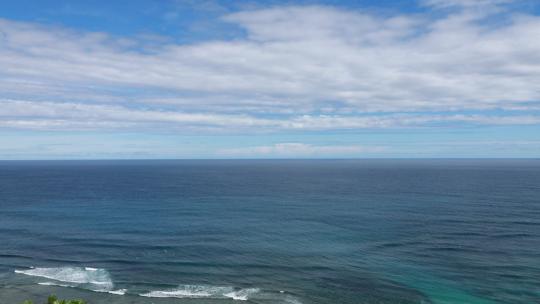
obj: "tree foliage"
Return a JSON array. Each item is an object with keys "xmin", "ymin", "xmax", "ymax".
[{"xmin": 22, "ymin": 295, "xmax": 86, "ymax": 304}]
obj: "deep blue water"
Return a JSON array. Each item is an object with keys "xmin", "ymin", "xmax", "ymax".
[{"xmin": 0, "ymin": 160, "xmax": 539, "ymax": 304}]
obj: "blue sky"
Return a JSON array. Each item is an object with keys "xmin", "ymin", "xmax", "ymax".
[{"xmin": 1, "ymin": 0, "xmax": 539, "ymax": 159}]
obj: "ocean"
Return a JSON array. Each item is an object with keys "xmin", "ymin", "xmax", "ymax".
[{"xmin": 0, "ymin": 159, "xmax": 539, "ymax": 304}]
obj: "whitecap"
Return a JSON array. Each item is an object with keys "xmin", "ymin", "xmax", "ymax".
[
  {"xmin": 140, "ymin": 285, "xmax": 259, "ymax": 300},
  {"xmin": 99, "ymin": 289, "xmax": 127, "ymax": 295},
  {"xmin": 108, "ymin": 289, "xmax": 127, "ymax": 295},
  {"xmin": 38, "ymin": 281, "xmax": 127, "ymax": 296},
  {"xmin": 244, "ymin": 290, "xmax": 303, "ymax": 304},
  {"xmin": 38, "ymin": 282, "xmax": 73, "ymax": 288},
  {"xmin": 224, "ymin": 288, "xmax": 260, "ymax": 301},
  {"xmin": 141, "ymin": 285, "xmax": 233, "ymax": 298},
  {"xmin": 283, "ymin": 296, "xmax": 303, "ymax": 304},
  {"xmin": 15, "ymin": 267, "xmax": 114, "ymax": 292}
]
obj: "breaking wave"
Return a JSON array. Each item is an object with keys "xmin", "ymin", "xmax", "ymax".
[
  {"xmin": 38, "ymin": 281, "xmax": 73, "ymax": 288},
  {"xmin": 16, "ymin": 267, "xmax": 299, "ymax": 302},
  {"xmin": 140, "ymin": 285, "xmax": 260, "ymax": 300},
  {"xmin": 15, "ymin": 267, "xmax": 116, "ymax": 293},
  {"xmin": 224, "ymin": 288, "xmax": 261, "ymax": 300}
]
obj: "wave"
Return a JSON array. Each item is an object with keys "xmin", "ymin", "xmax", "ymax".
[
  {"xmin": 17, "ymin": 267, "xmax": 299, "ymax": 302},
  {"xmin": 225, "ymin": 288, "xmax": 260, "ymax": 300},
  {"xmin": 15, "ymin": 267, "xmax": 114, "ymax": 292},
  {"xmin": 140, "ymin": 285, "xmax": 302, "ymax": 303},
  {"xmin": 283, "ymin": 296, "xmax": 303, "ymax": 304},
  {"xmin": 109, "ymin": 289, "xmax": 127, "ymax": 295},
  {"xmin": 38, "ymin": 281, "xmax": 74, "ymax": 288},
  {"xmin": 140, "ymin": 285, "xmax": 260, "ymax": 301},
  {"xmin": 97, "ymin": 288, "xmax": 128, "ymax": 295},
  {"xmin": 37, "ymin": 281, "xmax": 127, "ymax": 295}
]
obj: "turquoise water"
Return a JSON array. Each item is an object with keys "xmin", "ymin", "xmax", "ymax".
[{"xmin": 0, "ymin": 160, "xmax": 539, "ymax": 303}]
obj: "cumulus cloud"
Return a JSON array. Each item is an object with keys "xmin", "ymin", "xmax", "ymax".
[{"xmin": 0, "ymin": 2, "xmax": 539, "ymax": 132}]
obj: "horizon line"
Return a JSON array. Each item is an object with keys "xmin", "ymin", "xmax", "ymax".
[{"xmin": 1, "ymin": 158, "xmax": 539, "ymax": 161}]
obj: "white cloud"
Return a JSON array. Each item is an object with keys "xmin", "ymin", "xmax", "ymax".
[
  {"xmin": 0, "ymin": 3, "xmax": 539, "ymax": 132},
  {"xmin": 1, "ymin": 99, "xmax": 538, "ymax": 132},
  {"xmin": 422, "ymin": 0, "xmax": 514, "ymax": 9},
  {"xmin": 219, "ymin": 143, "xmax": 385, "ymax": 158}
]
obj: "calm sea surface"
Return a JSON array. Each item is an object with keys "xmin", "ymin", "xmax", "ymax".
[{"xmin": 0, "ymin": 160, "xmax": 539, "ymax": 304}]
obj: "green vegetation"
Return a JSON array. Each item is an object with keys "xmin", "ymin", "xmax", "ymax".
[{"xmin": 22, "ymin": 295, "xmax": 86, "ymax": 304}]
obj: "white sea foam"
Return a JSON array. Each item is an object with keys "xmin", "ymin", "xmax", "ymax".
[
  {"xmin": 38, "ymin": 282, "xmax": 73, "ymax": 288},
  {"xmin": 141, "ymin": 285, "xmax": 233, "ymax": 298},
  {"xmin": 38, "ymin": 281, "xmax": 127, "ymax": 295},
  {"xmin": 99, "ymin": 288, "xmax": 127, "ymax": 295},
  {"xmin": 284, "ymin": 296, "xmax": 303, "ymax": 304},
  {"xmin": 15, "ymin": 267, "xmax": 114, "ymax": 292},
  {"xmin": 224, "ymin": 288, "xmax": 260, "ymax": 300},
  {"xmin": 20, "ymin": 268, "xmax": 294, "ymax": 302},
  {"xmin": 140, "ymin": 285, "xmax": 259, "ymax": 300},
  {"xmin": 107, "ymin": 289, "xmax": 127, "ymax": 295}
]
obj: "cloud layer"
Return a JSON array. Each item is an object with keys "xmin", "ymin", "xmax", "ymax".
[
  {"xmin": 0, "ymin": 1, "xmax": 539, "ymax": 132},
  {"xmin": 219, "ymin": 143, "xmax": 384, "ymax": 157}
]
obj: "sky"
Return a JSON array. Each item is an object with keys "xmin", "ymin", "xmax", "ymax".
[{"xmin": 0, "ymin": 0, "xmax": 539, "ymax": 159}]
